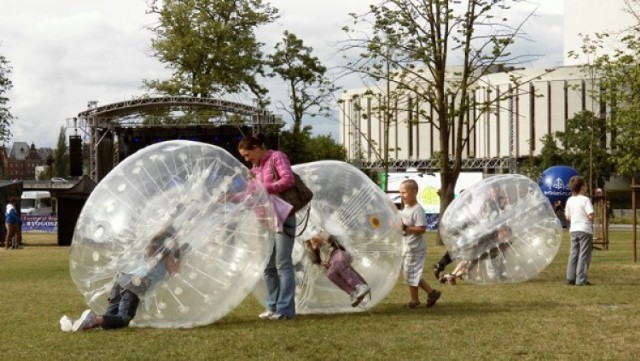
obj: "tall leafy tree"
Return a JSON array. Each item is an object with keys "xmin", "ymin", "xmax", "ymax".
[
  {"xmin": 307, "ymin": 134, "xmax": 348, "ymax": 162},
  {"xmin": 555, "ymin": 111, "xmax": 611, "ymax": 188},
  {"xmin": 52, "ymin": 127, "xmax": 69, "ymax": 178},
  {"xmin": 268, "ymin": 31, "xmax": 339, "ymax": 163},
  {"xmin": 570, "ymin": 0, "xmax": 640, "ymax": 180},
  {"xmin": 278, "ymin": 126, "xmax": 347, "ymax": 164},
  {"xmin": 518, "ymin": 134, "xmax": 567, "ymax": 181},
  {"xmin": 597, "ymin": 30, "xmax": 640, "ymax": 179},
  {"xmin": 567, "ymin": 33, "xmax": 612, "ymax": 191},
  {"xmin": 538, "ymin": 134, "xmax": 566, "ymax": 170},
  {"xmin": 0, "ymin": 52, "xmax": 14, "ymax": 143},
  {"xmin": 145, "ymin": 0, "xmax": 278, "ymax": 102},
  {"xmin": 343, "ymin": 0, "xmax": 539, "ymax": 223}
]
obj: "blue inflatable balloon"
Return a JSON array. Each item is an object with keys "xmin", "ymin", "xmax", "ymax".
[{"xmin": 539, "ymin": 166, "xmax": 580, "ymax": 207}]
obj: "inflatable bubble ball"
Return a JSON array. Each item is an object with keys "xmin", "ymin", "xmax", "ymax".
[
  {"xmin": 69, "ymin": 140, "xmax": 275, "ymax": 328},
  {"xmin": 253, "ymin": 160, "xmax": 403, "ymax": 314},
  {"xmin": 439, "ymin": 174, "xmax": 562, "ymax": 284}
]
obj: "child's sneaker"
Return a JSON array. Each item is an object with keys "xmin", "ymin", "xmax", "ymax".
[
  {"xmin": 59, "ymin": 315, "xmax": 73, "ymax": 332},
  {"xmin": 174, "ymin": 243, "xmax": 191, "ymax": 259},
  {"xmin": 433, "ymin": 264, "xmax": 442, "ymax": 279},
  {"xmin": 426, "ymin": 290, "xmax": 441, "ymax": 308},
  {"xmin": 403, "ymin": 300, "xmax": 421, "ymax": 309},
  {"xmin": 269, "ymin": 313, "xmax": 292, "ymax": 320},
  {"xmin": 445, "ymin": 274, "xmax": 457, "ymax": 285},
  {"xmin": 72, "ymin": 309, "xmax": 96, "ymax": 331},
  {"xmin": 351, "ymin": 284, "xmax": 371, "ymax": 307},
  {"xmin": 439, "ymin": 274, "xmax": 457, "ymax": 285},
  {"xmin": 258, "ymin": 310, "xmax": 274, "ymax": 319}
]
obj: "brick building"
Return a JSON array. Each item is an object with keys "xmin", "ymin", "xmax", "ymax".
[{"xmin": 1, "ymin": 142, "xmax": 53, "ymax": 180}]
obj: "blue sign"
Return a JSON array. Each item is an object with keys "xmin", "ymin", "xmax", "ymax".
[{"xmin": 22, "ymin": 215, "xmax": 58, "ymax": 232}]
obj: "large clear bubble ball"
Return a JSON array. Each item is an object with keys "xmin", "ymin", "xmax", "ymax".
[
  {"xmin": 440, "ymin": 174, "xmax": 562, "ymax": 284},
  {"xmin": 69, "ymin": 140, "xmax": 275, "ymax": 328},
  {"xmin": 253, "ymin": 161, "xmax": 403, "ymax": 313}
]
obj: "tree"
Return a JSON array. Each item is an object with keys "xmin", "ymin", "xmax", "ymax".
[
  {"xmin": 555, "ymin": 111, "xmax": 611, "ymax": 188},
  {"xmin": 145, "ymin": 0, "xmax": 278, "ymax": 102},
  {"xmin": 0, "ymin": 52, "xmax": 14, "ymax": 143},
  {"xmin": 278, "ymin": 127, "xmax": 347, "ymax": 164},
  {"xmin": 538, "ymin": 134, "xmax": 567, "ymax": 170},
  {"xmin": 342, "ymin": 0, "xmax": 538, "ymax": 225},
  {"xmin": 518, "ymin": 134, "xmax": 566, "ymax": 181},
  {"xmin": 268, "ymin": 31, "xmax": 339, "ymax": 164},
  {"xmin": 596, "ymin": 29, "xmax": 640, "ymax": 178},
  {"xmin": 306, "ymin": 134, "xmax": 347, "ymax": 162},
  {"xmin": 52, "ymin": 127, "xmax": 70, "ymax": 178},
  {"xmin": 567, "ymin": 33, "xmax": 612, "ymax": 191},
  {"xmin": 568, "ymin": 0, "xmax": 640, "ymax": 180}
]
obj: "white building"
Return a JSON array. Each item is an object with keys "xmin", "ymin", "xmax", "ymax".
[{"xmin": 338, "ymin": 0, "xmax": 636, "ymax": 173}]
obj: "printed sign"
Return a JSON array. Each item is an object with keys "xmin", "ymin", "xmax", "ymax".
[{"xmin": 21, "ymin": 215, "xmax": 58, "ymax": 232}]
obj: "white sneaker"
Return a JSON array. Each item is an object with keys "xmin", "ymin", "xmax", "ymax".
[
  {"xmin": 269, "ymin": 313, "xmax": 292, "ymax": 320},
  {"xmin": 351, "ymin": 284, "xmax": 371, "ymax": 307},
  {"xmin": 59, "ymin": 315, "xmax": 73, "ymax": 332},
  {"xmin": 72, "ymin": 309, "xmax": 96, "ymax": 331},
  {"xmin": 258, "ymin": 310, "xmax": 274, "ymax": 319}
]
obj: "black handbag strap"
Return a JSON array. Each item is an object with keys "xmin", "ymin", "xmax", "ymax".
[{"xmin": 284, "ymin": 206, "xmax": 311, "ymax": 238}]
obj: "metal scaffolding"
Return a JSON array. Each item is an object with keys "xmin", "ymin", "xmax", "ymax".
[
  {"xmin": 75, "ymin": 96, "xmax": 282, "ymax": 182},
  {"xmin": 359, "ymin": 157, "xmax": 512, "ymax": 172}
]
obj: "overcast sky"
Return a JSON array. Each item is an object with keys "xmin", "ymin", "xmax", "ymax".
[{"xmin": 0, "ymin": 0, "xmax": 563, "ymax": 149}]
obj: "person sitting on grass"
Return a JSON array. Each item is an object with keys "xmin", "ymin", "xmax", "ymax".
[
  {"xmin": 304, "ymin": 231, "xmax": 371, "ymax": 307},
  {"xmin": 65, "ymin": 226, "xmax": 188, "ymax": 331}
]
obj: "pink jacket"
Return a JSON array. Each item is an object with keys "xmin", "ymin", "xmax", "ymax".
[{"xmin": 250, "ymin": 149, "xmax": 295, "ymax": 195}]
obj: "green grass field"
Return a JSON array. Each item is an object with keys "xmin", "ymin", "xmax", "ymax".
[{"xmin": 1, "ymin": 230, "xmax": 640, "ymax": 360}]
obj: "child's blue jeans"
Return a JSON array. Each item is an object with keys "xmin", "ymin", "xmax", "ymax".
[{"xmin": 102, "ymin": 282, "xmax": 140, "ymax": 329}]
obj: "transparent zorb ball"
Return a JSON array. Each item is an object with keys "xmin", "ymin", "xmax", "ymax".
[
  {"xmin": 69, "ymin": 141, "xmax": 274, "ymax": 328},
  {"xmin": 253, "ymin": 161, "xmax": 403, "ymax": 313},
  {"xmin": 440, "ymin": 174, "xmax": 561, "ymax": 284}
]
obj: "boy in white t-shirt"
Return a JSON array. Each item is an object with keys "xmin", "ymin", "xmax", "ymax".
[
  {"xmin": 564, "ymin": 176, "xmax": 595, "ymax": 286},
  {"xmin": 399, "ymin": 179, "xmax": 441, "ymax": 308}
]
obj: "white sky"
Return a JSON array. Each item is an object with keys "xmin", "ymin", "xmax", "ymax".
[{"xmin": 0, "ymin": 0, "xmax": 563, "ymax": 148}]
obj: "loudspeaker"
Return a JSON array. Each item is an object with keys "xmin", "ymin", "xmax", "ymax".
[{"xmin": 69, "ymin": 135, "xmax": 83, "ymax": 176}]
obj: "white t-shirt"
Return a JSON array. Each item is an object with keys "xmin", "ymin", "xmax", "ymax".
[
  {"xmin": 400, "ymin": 203, "xmax": 427, "ymax": 253},
  {"xmin": 564, "ymin": 194, "xmax": 594, "ymax": 234}
]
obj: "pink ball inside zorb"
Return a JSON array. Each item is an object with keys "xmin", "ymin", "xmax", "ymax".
[
  {"xmin": 69, "ymin": 140, "xmax": 275, "ymax": 328},
  {"xmin": 439, "ymin": 174, "xmax": 562, "ymax": 284}
]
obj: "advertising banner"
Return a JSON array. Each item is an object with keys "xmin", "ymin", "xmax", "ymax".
[
  {"xmin": 386, "ymin": 172, "xmax": 484, "ymax": 230},
  {"xmin": 21, "ymin": 215, "xmax": 58, "ymax": 232}
]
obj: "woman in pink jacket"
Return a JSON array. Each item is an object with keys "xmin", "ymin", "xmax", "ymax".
[{"xmin": 238, "ymin": 134, "xmax": 297, "ymax": 320}]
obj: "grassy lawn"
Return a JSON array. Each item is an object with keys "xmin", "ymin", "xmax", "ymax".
[{"xmin": 1, "ymin": 230, "xmax": 640, "ymax": 360}]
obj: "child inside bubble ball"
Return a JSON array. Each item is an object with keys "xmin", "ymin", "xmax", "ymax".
[
  {"xmin": 304, "ymin": 231, "xmax": 371, "ymax": 307},
  {"xmin": 62, "ymin": 226, "xmax": 188, "ymax": 332},
  {"xmin": 440, "ymin": 225, "xmax": 513, "ymax": 285},
  {"xmin": 434, "ymin": 186, "xmax": 509, "ymax": 279}
]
